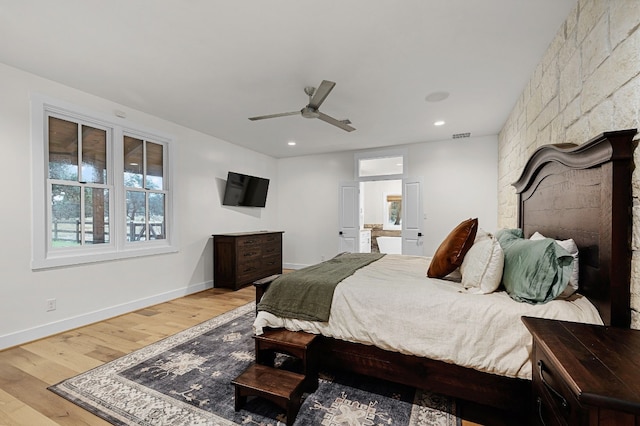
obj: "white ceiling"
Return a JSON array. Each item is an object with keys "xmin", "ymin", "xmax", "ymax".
[{"xmin": 0, "ymin": 1, "xmax": 576, "ymax": 158}]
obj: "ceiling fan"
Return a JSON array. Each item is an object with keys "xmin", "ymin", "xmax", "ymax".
[{"xmin": 248, "ymin": 80, "xmax": 355, "ymax": 132}]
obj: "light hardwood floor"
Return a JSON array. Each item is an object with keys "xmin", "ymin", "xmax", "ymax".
[{"xmin": 0, "ymin": 286, "xmax": 511, "ymax": 425}]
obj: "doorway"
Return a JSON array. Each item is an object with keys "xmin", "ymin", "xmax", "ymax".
[
  {"xmin": 361, "ymin": 180, "xmax": 403, "ymax": 253},
  {"xmin": 338, "ymin": 149, "xmax": 423, "ymax": 256}
]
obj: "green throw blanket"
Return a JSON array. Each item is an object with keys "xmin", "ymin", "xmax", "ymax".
[{"xmin": 257, "ymin": 252, "xmax": 385, "ymax": 322}]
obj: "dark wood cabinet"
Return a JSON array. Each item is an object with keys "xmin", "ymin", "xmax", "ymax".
[
  {"xmin": 213, "ymin": 231, "xmax": 283, "ymax": 290},
  {"xmin": 522, "ymin": 316, "xmax": 640, "ymax": 426}
]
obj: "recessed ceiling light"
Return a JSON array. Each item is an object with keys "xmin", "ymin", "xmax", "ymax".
[
  {"xmin": 288, "ymin": 141, "xmax": 296, "ymax": 146},
  {"xmin": 425, "ymin": 91, "xmax": 450, "ymax": 102},
  {"xmin": 434, "ymin": 120, "xmax": 445, "ymax": 126}
]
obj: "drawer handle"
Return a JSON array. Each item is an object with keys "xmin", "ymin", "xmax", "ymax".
[
  {"xmin": 537, "ymin": 360, "xmax": 568, "ymax": 410},
  {"xmin": 536, "ymin": 397, "xmax": 548, "ymax": 426}
]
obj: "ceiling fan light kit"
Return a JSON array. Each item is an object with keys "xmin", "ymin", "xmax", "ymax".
[{"xmin": 249, "ymin": 80, "xmax": 355, "ymax": 132}]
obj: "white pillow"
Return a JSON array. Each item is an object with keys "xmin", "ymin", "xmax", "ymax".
[
  {"xmin": 460, "ymin": 229, "xmax": 504, "ymax": 294},
  {"xmin": 530, "ymin": 231, "xmax": 579, "ymax": 298}
]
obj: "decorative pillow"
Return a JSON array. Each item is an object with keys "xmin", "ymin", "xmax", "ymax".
[
  {"xmin": 427, "ymin": 218, "xmax": 478, "ymax": 278},
  {"xmin": 495, "ymin": 229, "xmax": 574, "ymax": 304},
  {"xmin": 530, "ymin": 232, "xmax": 579, "ymax": 298},
  {"xmin": 460, "ymin": 229, "xmax": 504, "ymax": 294}
]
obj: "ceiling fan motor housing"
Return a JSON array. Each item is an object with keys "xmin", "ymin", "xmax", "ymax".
[{"xmin": 301, "ymin": 106, "xmax": 320, "ymax": 119}]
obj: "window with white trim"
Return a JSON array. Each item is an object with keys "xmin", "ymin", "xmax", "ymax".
[
  {"xmin": 32, "ymin": 95, "xmax": 176, "ymax": 269},
  {"xmin": 123, "ymin": 135, "xmax": 167, "ymax": 242},
  {"xmin": 354, "ymin": 148, "xmax": 408, "ymax": 181},
  {"xmin": 48, "ymin": 115, "xmax": 111, "ymax": 248}
]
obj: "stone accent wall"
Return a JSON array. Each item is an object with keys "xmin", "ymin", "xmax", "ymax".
[{"xmin": 497, "ymin": 0, "xmax": 640, "ymax": 328}]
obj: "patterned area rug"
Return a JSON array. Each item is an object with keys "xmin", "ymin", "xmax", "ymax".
[{"xmin": 49, "ymin": 303, "xmax": 461, "ymax": 425}]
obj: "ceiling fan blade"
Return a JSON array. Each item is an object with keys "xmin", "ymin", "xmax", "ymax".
[
  {"xmin": 317, "ymin": 112, "xmax": 356, "ymax": 132},
  {"xmin": 308, "ymin": 80, "xmax": 336, "ymax": 109},
  {"xmin": 248, "ymin": 111, "xmax": 299, "ymax": 121}
]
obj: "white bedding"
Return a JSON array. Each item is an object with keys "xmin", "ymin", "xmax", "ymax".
[{"xmin": 253, "ymin": 254, "xmax": 603, "ymax": 380}]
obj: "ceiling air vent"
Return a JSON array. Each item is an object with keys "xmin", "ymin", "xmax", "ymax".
[{"xmin": 452, "ymin": 132, "xmax": 471, "ymax": 139}]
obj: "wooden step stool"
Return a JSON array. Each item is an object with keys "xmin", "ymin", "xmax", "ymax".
[
  {"xmin": 232, "ymin": 364, "xmax": 305, "ymax": 426},
  {"xmin": 254, "ymin": 328, "xmax": 318, "ymax": 390}
]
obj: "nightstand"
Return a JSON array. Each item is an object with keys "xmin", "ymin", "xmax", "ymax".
[{"xmin": 522, "ymin": 316, "xmax": 640, "ymax": 426}]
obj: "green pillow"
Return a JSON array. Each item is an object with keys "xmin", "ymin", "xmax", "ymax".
[{"xmin": 495, "ymin": 229, "xmax": 573, "ymax": 304}]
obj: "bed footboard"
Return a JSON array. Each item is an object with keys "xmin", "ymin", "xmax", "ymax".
[{"xmin": 317, "ymin": 336, "xmax": 530, "ymax": 414}]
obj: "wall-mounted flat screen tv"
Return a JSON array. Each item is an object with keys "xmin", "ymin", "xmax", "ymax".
[{"xmin": 222, "ymin": 171, "xmax": 270, "ymax": 207}]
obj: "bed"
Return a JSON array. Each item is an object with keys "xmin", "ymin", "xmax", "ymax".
[{"xmin": 253, "ymin": 129, "xmax": 636, "ymax": 414}]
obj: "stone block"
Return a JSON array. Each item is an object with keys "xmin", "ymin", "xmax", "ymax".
[
  {"xmin": 588, "ymin": 99, "xmax": 613, "ymax": 136},
  {"xmin": 610, "ymin": 0, "xmax": 640, "ymax": 49},
  {"xmin": 612, "ymin": 77, "xmax": 640, "ymax": 131},
  {"xmin": 559, "ymin": 49, "xmax": 582, "ymax": 110},
  {"xmin": 582, "ymin": 28, "xmax": 640, "ymax": 114},
  {"xmin": 581, "ymin": 14, "xmax": 610, "ymax": 79},
  {"xmin": 576, "ymin": 0, "xmax": 607, "ymax": 43},
  {"xmin": 565, "ymin": 117, "xmax": 590, "ymax": 145}
]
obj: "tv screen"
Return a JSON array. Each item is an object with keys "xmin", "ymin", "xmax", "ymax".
[{"xmin": 222, "ymin": 172, "xmax": 270, "ymax": 207}]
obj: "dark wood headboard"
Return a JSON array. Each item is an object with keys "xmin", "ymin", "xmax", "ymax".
[{"xmin": 512, "ymin": 129, "xmax": 636, "ymax": 327}]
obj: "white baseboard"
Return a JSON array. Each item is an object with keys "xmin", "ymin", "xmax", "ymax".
[{"xmin": 0, "ymin": 280, "xmax": 213, "ymax": 350}]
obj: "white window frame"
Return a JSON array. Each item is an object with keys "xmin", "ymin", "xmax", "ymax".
[
  {"xmin": 354, "ymin": 148, "xmax": 408, "ymax": 182},
  {"xmin": 31, "ymin": 94, "xmax": 177, "ymax": 269}
]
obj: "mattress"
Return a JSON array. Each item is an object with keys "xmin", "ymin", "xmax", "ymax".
[{"xmin": 254, "ymin": 254, "xmax": 603, "ymax": 380}]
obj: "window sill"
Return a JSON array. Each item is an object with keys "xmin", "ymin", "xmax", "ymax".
[{"xmin": 31, "ymin": 244, "xmax": 179, "ymax": 270}]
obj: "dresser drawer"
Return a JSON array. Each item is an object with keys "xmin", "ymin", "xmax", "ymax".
[
  {"xmin": 237, "ymin": 259, "xmax": 263, "ymax": 281},
  {"xmin": 262, "ymin": 242, "xmax": 281, "ymax": 257},
  {"xmin": 261, "ymin": 233, "xmax": 281, "ymax": 245},
  {"xmin": 237, "ymin": 236, "xmax": 263, "ymax": 248},
  {"xmin": 261, "ymin": 254, "xmax": 281, "ymax": 273},
  {"xmin": 237, "ymin": 244, "xmax": 262, "ymax": 260},
  {"xmin": 532, "ymin": 347, "xmax": 586, "ymax": 425}
]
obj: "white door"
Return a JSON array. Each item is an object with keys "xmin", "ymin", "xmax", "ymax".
[
  {"xmin": 338, "ymin": 181, "xmax": 359, "ymax": 253},
  {"xmin": 402, "ymin": 177, "xmax": 424, "ymax": 256}
]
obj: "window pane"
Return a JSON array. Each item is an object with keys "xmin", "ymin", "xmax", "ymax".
[
  {"xmin": 49, "ymin": 117, "xmax": 78, "ymax": 181},
  {"xmin": 84, "ymin": 187, "xmax": 109, "ymax": 244},
  {"xmin": 82, "ymin": 125, "xmax": 107, "ymax": 184},
  {"xmin": 126, "ymin": 190, "xmax": 146, "ymax": 241},
  {"xmin": 149, "ymin": 192, "xmax": 165, "ymax": 240},
  {"xmin": 146, "ymin": 142, "xmax": 164, "ymax": 190},
  {"xmin": 51, "ymin": 184, "xmax": 81, "ymax": 247},
  {"xmin": 124, "ymin": 136, "xmax": 143, "ymax": 188},
  {"xmin": 358, "ymin": 156, "xmax": 403, "ymax": 177}
]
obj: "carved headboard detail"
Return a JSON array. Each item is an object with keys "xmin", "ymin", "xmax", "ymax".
[{"xmin": 512, "ymin": 129, "xmax": 636, "ymax": 327}]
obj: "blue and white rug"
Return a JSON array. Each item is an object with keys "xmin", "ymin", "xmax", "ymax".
[{"xmin": 49, "ymin": 302, "xmax": 460, "ymax": 425}]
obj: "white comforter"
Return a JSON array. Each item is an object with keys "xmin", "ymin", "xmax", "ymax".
[{"xmin": 253, "ymin": 254, "xmax": 603, "ymax": 380}]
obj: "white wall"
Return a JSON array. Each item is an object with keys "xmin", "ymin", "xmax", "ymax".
[
  {"xmin": 275, "ymin": 152, "xmax": 355, "ymax": 269},
  {"xmin": 0, "ymin": 63, "xmax": 279, "ymax": 349},
  {"xmin": 276, "ymin": 134, "xmax": 498, "ymax": 267},
  {"xmin": 411, "ymin": 135, "xmax": 498, "ymax": 254}
]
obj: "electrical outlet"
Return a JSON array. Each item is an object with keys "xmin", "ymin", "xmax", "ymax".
[{"xmin": 46, "ymin": 298, "xmax": 56, "ymax": 312}]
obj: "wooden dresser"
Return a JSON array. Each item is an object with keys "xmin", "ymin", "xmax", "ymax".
[
  {"xmin": 522, "ymin": 316, "xmax": 640, "ymax": 426},
  {"xmin": 213, "ymin": 231, "xmax": 283, "ymax": 290}
]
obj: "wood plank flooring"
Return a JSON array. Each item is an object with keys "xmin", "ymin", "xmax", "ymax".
[{"xmin": 0, "ymin": 286, "xmax": 515, "ymax": 425}]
